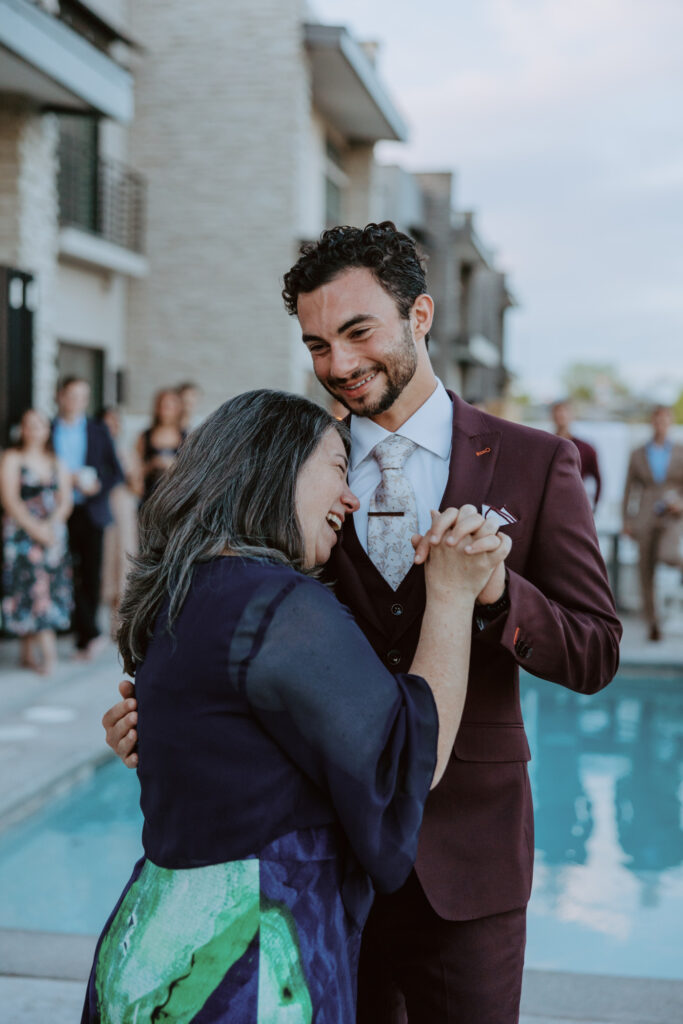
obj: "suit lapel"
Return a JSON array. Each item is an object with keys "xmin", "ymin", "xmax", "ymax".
[
  {"xmin": 635, "ymin": 446, "xmax": 655, "ymax": 485},
  {"xmin": 441, "ymin": 392, "xmax": 502, "ymax": 511},
  {"xmin": 666, "ymin": 443, "xmax": 683, "ymax": 483},
  {"xmin": 637, "ymin": 443, "xmax": 683, "ymax": 487},
  {"xmin": 332, "ymin": 411, "xmax": 385, "ymax": 632},
  {"xmin": 85, "ymin": 419, "xmax": 94, "ymax": 466},
  {"xmin": 332, "ymin": 395, "xmax": 502, "ymax": 634}
]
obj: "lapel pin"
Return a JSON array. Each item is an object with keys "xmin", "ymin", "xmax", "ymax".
[{"xmin": 476, "ymin": 446, "xmax": 492, "ymax": 457}]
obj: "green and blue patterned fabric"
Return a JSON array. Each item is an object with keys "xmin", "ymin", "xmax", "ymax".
[{"xmin": 82, "ymin": 559, "xmax": 437, "ymax": 1022}]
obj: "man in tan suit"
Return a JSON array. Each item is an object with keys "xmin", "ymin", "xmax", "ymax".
[{"xmin": 622, "ymin": 405, "xmax": 683, "ymax": 640}]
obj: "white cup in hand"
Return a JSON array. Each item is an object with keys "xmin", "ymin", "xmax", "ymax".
[{"xmin": 78, "ymin": 466, "xmax": 98, "ymax": 492}]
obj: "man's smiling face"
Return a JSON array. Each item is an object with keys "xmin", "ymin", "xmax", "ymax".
[{"xmin": 297, "ymin": 267, "xmax": 422, "ymax": 419}]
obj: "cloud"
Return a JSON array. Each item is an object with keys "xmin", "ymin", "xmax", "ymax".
[
  {"xmin": 371, "ymin": 0, "xmax": 683, "ymax": 168},
  {"xmin": 315, "ymin": 0, "xmax": 683, "ymax": 395},
  {"xmin": 617, "ymin": 155, "xmax": 683, "ymax": 193}
]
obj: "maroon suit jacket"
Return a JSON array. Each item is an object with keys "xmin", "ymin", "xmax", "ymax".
[
  {"xmin": 328, "ymin": 393, "xmax": 622, "ymax": 921},
  {"xmin": 570, "ymin": 435, "xmax": 602, "ymax": 508}
]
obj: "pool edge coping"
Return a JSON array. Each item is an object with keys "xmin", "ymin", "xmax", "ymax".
[
  {"xmin": 521, "ymin": 967, "xmax": 683, "ymax": 1022},
  {"xmin": 2, "ymin": 934, "xmax": 683, "ymax": 1019},
  {"xmin": 0, "ymin": 928, "xmax": 97, "ymax": 981},
  {"xmin": 0, "ymin": 749, "xmax": 115, "ymax": 837}
]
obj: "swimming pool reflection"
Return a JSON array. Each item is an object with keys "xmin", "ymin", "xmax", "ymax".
[
  {"xmin": 0, "ymin": 668, "xmax": 681, "ymax": 980},
  {"xmin": 522, "ymin": 669, "xmax": 683, "ymax": 978}
]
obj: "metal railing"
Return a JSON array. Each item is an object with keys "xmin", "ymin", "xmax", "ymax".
[{"xmin": 58, "ymin": 135, "xmax": 146, "ymax": 254}]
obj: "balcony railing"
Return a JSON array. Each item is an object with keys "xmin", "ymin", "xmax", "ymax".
[{"xmin": 58, "ymin": 135, "xmax": 146, "ymax": 254}]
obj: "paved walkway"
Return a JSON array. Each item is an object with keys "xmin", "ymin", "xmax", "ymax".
[
  {"xmin": 0, "ymin": 614, "xmax": 681, "ymax": 1023},
  {"xmin": 0, "ymin": 634, "xmax": 122, "ymax": 832},
  {"xmin": 1, "ymin": 972, "xmax": 681, "ymax": 1024}
]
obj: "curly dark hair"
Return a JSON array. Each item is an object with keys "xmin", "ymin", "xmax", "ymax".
[{"xmin": 282, "ymin": 221, "xmax": 429, "ymax": 330}]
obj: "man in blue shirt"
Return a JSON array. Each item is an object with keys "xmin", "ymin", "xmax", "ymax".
[
  {"xmin": 622, "ymin": 405, "xmax": 683, "ymax": 641},
  {"xmin": 53, "ymin": 377, "xmax": 123, "ymax": 656}
]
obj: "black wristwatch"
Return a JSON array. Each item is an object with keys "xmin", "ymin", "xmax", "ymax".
[{"xmin": 473, "ymin": 571, "xmax": 510, "ymax": 631}]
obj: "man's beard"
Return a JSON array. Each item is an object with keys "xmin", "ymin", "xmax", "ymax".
[{"xmin": 320, "ymin": 322, "xmax": 418, "ymax": 418}]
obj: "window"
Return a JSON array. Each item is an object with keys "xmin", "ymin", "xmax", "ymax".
[
  {"xmin": 57, "ymin": 342, "xmax": 104, "ymax": 415},
  {"xmin": 325, "ymin": 177, "xmax": 342, "ymax": 228},
  {"xmin": 57, "ymin": 114, "xmax": 99, "ymax": 235},
  {"xmin": 324, "ymin": 138, "xmax": 347, "ymax": 228}
]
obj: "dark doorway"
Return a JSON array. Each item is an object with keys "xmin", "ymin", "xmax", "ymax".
[{"xmin": 0, "ymin": 267, "xmax": 35, "ymax": 448}]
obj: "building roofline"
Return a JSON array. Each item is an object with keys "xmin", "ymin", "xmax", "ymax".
[
  {"xmin": 61, "ymin": 0, "xmax": 143, "ymax": 51},
  {"xmin": 304, "ymin": 22, "xmax": 408, "ymax": 143},
  {"xmin": 0, "ymin": 0, "xmax": 134, "ymax": 121}
]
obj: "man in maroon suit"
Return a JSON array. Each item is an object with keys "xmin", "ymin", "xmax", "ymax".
[
  {"xmin": 551, "ymin": 399, "xmax": 602, "ymax": 510},
  {"xmin": 104, "ymin": 223, "xmax": 621, "ymax": 1022},
  {"xmin": 283, "ymin": 223, "xmax": 621, "ymax": 1022}
]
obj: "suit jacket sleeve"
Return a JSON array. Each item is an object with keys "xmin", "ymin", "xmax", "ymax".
[
  {"xmin": 480, "ymin": 438, "xmax": 621, "ymax": 693},
  {"xmin": 588, "ymin": 445, "xmax": 602, "ymax": 507},
  {"xmin": 622, "ymin": 450, "xmax": 640, "ymax": 527},
  {"xmin": 92, "ymin": 421, "xmax": 124, "ymax": 498},
  {"xmin": 228, "ymin": 575, "xmax": 438, "ymax": 894}
]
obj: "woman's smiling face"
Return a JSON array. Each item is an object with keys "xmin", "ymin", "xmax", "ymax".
[{"xmin": 295, "ymin": 427, "xmax": 359, "ymax": 568}]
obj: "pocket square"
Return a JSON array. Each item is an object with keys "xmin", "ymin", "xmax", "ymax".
[{"xmin": 482, "ymin": 504, "xmax": 518, "ymax": 528}]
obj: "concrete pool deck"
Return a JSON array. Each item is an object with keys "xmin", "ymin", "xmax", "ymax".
[{"xmin": 0, "ymin": 613, "xmax": 682, "ymax": 1022}]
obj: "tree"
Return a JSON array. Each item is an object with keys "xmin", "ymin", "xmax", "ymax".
[
  {"xmin": 673, "ymin": 388, "xmax": 683, "ymax": 424},
  {"xmin": 560, "ymin": 363, "xmax": 630, "ymax": 408}
]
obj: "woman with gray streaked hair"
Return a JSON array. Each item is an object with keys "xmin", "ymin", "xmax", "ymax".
[{"xmin": 82, "ymin": 388, "xmax": 509, "ymax": 1024}]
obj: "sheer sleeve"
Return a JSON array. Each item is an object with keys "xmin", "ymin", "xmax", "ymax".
[{"xmin": 227, "ymin": 572, "xmax": 438, "ymax": 894}]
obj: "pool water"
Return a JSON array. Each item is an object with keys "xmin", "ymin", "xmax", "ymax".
[
  {"xmin": 0, "ymin": 759, "xmax": 142, "ymax": 935},
  {"xmin": 522, "ymin": 667, "xmax": 683, "ymax": 979},
  {"xmin": 0, "ymin": 668, "xmax": 681, "ymax": 979}
]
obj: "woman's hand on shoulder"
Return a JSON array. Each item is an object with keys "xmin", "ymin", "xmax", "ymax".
[{"xmin": 102, "ymin": 679, "xmax": 138, "ymax": 768}]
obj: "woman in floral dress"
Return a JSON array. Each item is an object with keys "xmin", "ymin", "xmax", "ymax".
[{"xmin": 0, "ymin": 409, "xmax": 73, "ymax": 674}]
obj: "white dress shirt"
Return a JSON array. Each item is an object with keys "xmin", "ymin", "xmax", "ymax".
[{"xmin": 349, "ymin": 379, "xmax": 453, "ymax": 552}]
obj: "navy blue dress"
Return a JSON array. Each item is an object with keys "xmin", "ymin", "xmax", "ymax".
[{"xmin": 82, "ymin": 557, "xmax": 438, "ymax": 1023}]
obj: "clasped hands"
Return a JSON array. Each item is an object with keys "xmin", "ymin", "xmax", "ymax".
[
  {"xmin": 412, "ymin": 505, "xmax": 511, "ymax": 606},
  {"xmin": 31, "ymin": 519, "xmax": 59, "ymax": 548}
]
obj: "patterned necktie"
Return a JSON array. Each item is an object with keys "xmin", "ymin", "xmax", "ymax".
[{"xmin": 367, "ymin": 434, "xmax": 419, "ymax": 590}]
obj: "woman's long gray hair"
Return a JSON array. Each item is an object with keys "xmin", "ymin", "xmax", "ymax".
[{"xmin": 117, "ymin": 389, "xmax": 349, "ymax": 675}]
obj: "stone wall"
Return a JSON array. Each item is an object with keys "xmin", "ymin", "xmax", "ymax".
[
  {"xmin": 126, "ymin": 0, "xmax": 311, "ymax": 415},
  {"xmin": 0, "ymin": 102, "xmax": 60, "ymax": 414}
]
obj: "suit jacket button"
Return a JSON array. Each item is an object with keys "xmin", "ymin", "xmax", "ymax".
[
  {"xmin": 524, "ymin": 646, "xmax": 533, "ymax": 659},
  {"xmin": 515, "ymin": 640, "xmax": 528, "ymax": 657},
  {"xmin": 387, "ymin": 649, "xmax": 402, "ymax": 666},
  {"xmin": 391, "ymin": 603, "xmax": 403, "ymax": 617}
]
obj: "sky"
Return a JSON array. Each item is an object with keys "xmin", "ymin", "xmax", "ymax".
[{"xmin": 313, "ymin": 0, "xmax": 683, "ymax": 402}]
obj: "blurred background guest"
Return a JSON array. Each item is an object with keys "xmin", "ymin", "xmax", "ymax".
[
  {"xmin": 99, "ymin": 408, "xmax": 139, "ymax": 629},
  {"xmin": 176, "ymin": 380, "xmax": 202, "ymax": 433},
  {"xmin": 0, "ymin": 410, "xmax": 73, "ymax": 675},
  {"xmin": 136, "ymin": 388, "xmax": 186, "ymax": 506},
  {"xmin": 53, "ymin": 377, "xmax": 123, "ymax": 659},
  {"xmin": 622, "ymin": 404, "xmax": 683, "ymax": 641},
  {"xmin": 552, "ymin": 399, "xmax": 602, "ymax": 510}
]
